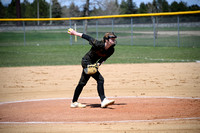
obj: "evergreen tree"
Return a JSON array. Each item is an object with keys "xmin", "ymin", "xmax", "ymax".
[
  {"xmin": 189, "ymin": 4, "xmax": 200, "ymax": 11},
  {"xmin": 162, "ymin": 0, "xmax": 169, "ymax": 12},
  {"xmin": 120, "ymin": 0, "xmax": 137, "ymax": 14},
  {"xmin": 30, "ymin": 0, "xmax": 49, "ymax": 18},
  {"xmin": 7, "ymin": 0, "xmax": 16, "ymax": 18},
  {"xmin": 139, "ymin": 2, "xmax": 148, "ymax": 13},
  {"xmin": 68, "ymin": 2, "xmax": 80, "ymax": 17},
  {"xmin": 39, "ymin": 0, "xmax": 49, "ymax": 18},
  {"xmin": 157, "ymin": 0, "xmax": 169, "ymax": 12},
  {"xmin": 178, "ymin": 1, "xmax": 188, "ymax": 11},
  {"xmin": 0, "ymin": 1, "xmax": 6, "ymax": 18},
  {"xmin": 21, "ymin": 0, "xmax": 31, "ymax": 18},
  {"xmin": 120, "ymin": 0, "xmax": 127, "ymax": 14},
  {"xmin": 127, "ymin": 0, "xmax": 137, "ymax": 14},
  {"xmin": 90, "ymin": 6, "xmax": 103, "ymax": 16},
  {"xmin": 52, "ymin": 0, "xmax": 62, "ymax": 18},
  {"xmin": 170, "ymin": 1, "xmax": 179, "ymax": 12},
  {"xmin": 147, "ymin": 0, "xmax": 169, "ymax": 13}
]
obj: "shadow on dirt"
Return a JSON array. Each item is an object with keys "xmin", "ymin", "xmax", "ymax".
[{"xmin": 86, "ymin": 103, "xmax": 127, "ymax": 109}]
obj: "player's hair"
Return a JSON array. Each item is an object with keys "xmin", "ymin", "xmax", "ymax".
[{"xmin": 103, "ymin": 32, "xmax": 117, "ymax": 42}]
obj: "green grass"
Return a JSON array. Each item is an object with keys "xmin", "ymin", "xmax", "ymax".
[
  {"xmin": 0, "ymin": 27, "xmax": 199, "ymax": 67},
  {"xmin": 1, "ymin": 27, "xmax": 199, "ymax": 47},
  {"xmin": 110, "ymin": 46, "xmax": 200, "ymax": 64},
  {"xmin": 0, "ymin": 45, "xmax": 200, "ymax": 67},
  {"xmin": 0, "ymin": 31, "xmax": 68, "ymax": 46}
]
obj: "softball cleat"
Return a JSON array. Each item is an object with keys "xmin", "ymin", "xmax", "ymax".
[
  {"xmin": 101, "ymin": 98, "xmax": 115, "ymax": 108},
  {"xmin": 71, "ymin": 102, "xmax": 86, "ymax": 108}
]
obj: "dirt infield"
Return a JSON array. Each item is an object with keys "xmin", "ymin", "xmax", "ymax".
[
  {"xmin": 0, "ymin": 97, "xmax": 200, "ymax": 123},
  {"xmin": 0, "ymin": 63, "xmax": 200, "ymax": 132}
]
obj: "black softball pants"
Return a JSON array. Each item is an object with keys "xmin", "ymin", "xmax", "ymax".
[{"xmin": 72, "ymin": 70, "xmax": 106, "ymax": 102}]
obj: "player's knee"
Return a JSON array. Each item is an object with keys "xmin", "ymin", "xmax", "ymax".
[
  {"xmin": 79, "ymin": 81, "xmax": 87, "ymax": 87},
  {"xmin": 98, "ymin": 77, "xmax": 104, "ymax": 84}
]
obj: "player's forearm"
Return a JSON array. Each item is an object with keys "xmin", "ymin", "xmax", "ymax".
[
  {"xmin": 75, "ymin": 32, "xmax": 83, "ymax": 37},
  {"xmin": 68, "ymin": 28, "xmax": 83, "ymax": 37},
  {"xmin": 82, "ymin": 34, "xmax": 92, "ymax": 41}
]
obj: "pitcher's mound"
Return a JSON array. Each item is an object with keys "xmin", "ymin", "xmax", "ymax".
[{"xmin": 0, "ymin": 97, "xmax": 200, "ymax": 123}]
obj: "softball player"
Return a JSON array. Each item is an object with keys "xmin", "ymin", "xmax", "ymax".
[{"xmin": 68, "ymin": 28, "xmax": 117, "ymax": 108}]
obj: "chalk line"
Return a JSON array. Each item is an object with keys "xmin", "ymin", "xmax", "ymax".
[
  {"xmin": 0, "ymin": 96, "xmax": 200, "ymax": 105},
  {"xmin": 0, "ymin": 117, "xmax": 200, "ymax": 124}
]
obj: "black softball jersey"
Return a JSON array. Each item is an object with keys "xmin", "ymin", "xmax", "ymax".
[{"xmin": 81, "ymin": 34, "xmax": 115, "ymax": 67}]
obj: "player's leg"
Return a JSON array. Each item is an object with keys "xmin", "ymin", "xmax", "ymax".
[
  {"xmin": 72, "ymin": 70, "xmax": 90, "ymax": 102},
  {"xmin": 92, "ymin": 71, "xmax": 105, "ymax": 101},
  {"xmin": 92, "ymin": 71, "xmax": 115, "ymax": 108},
  {"xmin": 71, "ymin": 70, "xmax": 90, "ymax": 108}
]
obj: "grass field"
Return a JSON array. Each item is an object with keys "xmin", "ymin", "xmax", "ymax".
[
  {"xmin": 0, "ymin": 45, "xmax": 200, "ymax": 67},
  {"xmin": 0, "ymin": 26, "xmax": 199, "ymax": 67},
  {"xmin": 0, "ymin": 26, "xmax": 200, "ymax": 133},
  {"xmin": 0, "ymin": 26, "xmax": 200, "ymax": 47}
]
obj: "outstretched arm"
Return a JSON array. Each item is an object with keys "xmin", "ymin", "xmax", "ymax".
[
  {"xmin": 68, "ymin": 28, "xmax": 96, "ymax": 44},
  {"xmin": 68, "ymin": 28, "xmax": 83, "ymax": 37}
]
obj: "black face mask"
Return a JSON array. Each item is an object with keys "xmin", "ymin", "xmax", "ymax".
[
  {"xmin": 107, "ymin": 33, "xmax": 117, "ymax": 39},
  {"xmin": 103, "ymin": 32, "xmax": 117, "ymax": 43},
  {"xmin": 108, "ymin": 35, "xmax": 117, "ymax": 46}
]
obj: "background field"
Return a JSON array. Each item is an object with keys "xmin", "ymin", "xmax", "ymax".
[
  {"xmin": 1, "ymin": 26, "xmax": 200, "ymax": 47},
  {"xmin": 1, "ymin": 18, "xmax": 200, "ymax": 133},
  {"xmin": 1, "ymin": 24, "xmax": 200, "ymax": 67},
  {"xmin": 0, "ymin": 45, "xmax": 200, "ymax": 67},
  {"xmin": 0, "ymin": 31, "xmax": 200, "ymax": 132}
]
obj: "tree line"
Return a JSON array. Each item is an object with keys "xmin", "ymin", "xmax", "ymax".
[
  {"xmin": 0, "ymin": 0, "xmax": 199, "ymax": 27},
  {"xmin": 1, "ymin": 0, "xmax": 199, "ymax": 19}
]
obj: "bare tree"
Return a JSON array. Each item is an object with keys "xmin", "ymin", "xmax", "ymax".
[
  {"xmin": 103, "ymin": 0, "xmax": 120, "ymax": 15},
  {"xmin": 61, "ymin": 0, "xmax": 118, "ymax": 33},
  {"xmin": 147, "ymin": 0, "xmax": 159, "ymax": 39},
  {"xmin": 83, "ymin": 0, "xmax": 89, "ymax": 34},
  {"xmin": 16, "ymin": 0, "xmax": 21, "ymax": 18},
  {"xmin": 16, "ymin": 0, "xmax": 21, "ymax": 25}
]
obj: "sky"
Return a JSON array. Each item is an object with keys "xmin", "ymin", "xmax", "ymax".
[{"xmin": 1, "ymin": 0, "xmax": 200, "ymax": 8}]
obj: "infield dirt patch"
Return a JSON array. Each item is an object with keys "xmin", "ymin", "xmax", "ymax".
[
  {"xmin": 0, "ymin": 97, "xmax": 200, "ymax": 123},
  {"xmin": 0, "ymin": 63, "xmax": 200, "ymax": 132}
]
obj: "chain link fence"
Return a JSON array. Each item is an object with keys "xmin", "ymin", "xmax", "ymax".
[{"xmin": 0, "ymin": 13, "xmax": 200, "ymax": 47}]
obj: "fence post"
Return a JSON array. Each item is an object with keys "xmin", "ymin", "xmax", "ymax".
[
  {"xmin": 112, "ymin": 18, "xmax": 114, "ymax": 32},
  {"xmin": 82, "ymin": 20, "xmax": 85, "ymax": 45},
  {"xmin": 49, "ymin": 0, "xmax": 52, "ymax": 25},
  {"xmin": 131, "ymin": 17, "xmax": 133, "ymax": 45},
  {"xmin": 96, "ymin": 20, "xmax": 98, "ymax": 40},
  {"xmin": 177, "ymin": 15, "xmax": 180, "ymax": 47},
  {"xmin": 153, "ymin": 17, "xmax": 156, "ymax": 47},
  {"xmin": 37, "ymin": 0, "xmax": 40, "ymax": 26},
  {"xmin": 69, "ymin": 20, "xmax": 72, "ymax": 45},
  {"xmin": 23, "ymin": 21, "xmax": 26, "ymax": 46}
]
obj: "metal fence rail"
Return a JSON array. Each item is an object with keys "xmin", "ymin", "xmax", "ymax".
[{"xmin": 0, "ymin": 11, "xmax": 200, "ymax": 47}]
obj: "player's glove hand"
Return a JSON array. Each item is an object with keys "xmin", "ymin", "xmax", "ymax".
[
  {"xmin": 88, "ymin": 63, "xmax": 99, "ymax": 69},
  {"xmin": 84, "ymin": 63, "xmax": 99, "ymax": 75}
]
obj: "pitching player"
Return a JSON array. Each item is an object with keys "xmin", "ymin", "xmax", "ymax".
[{"xmin": 68, "ymin": 28, "xmax": 117, "ymax": 108}]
